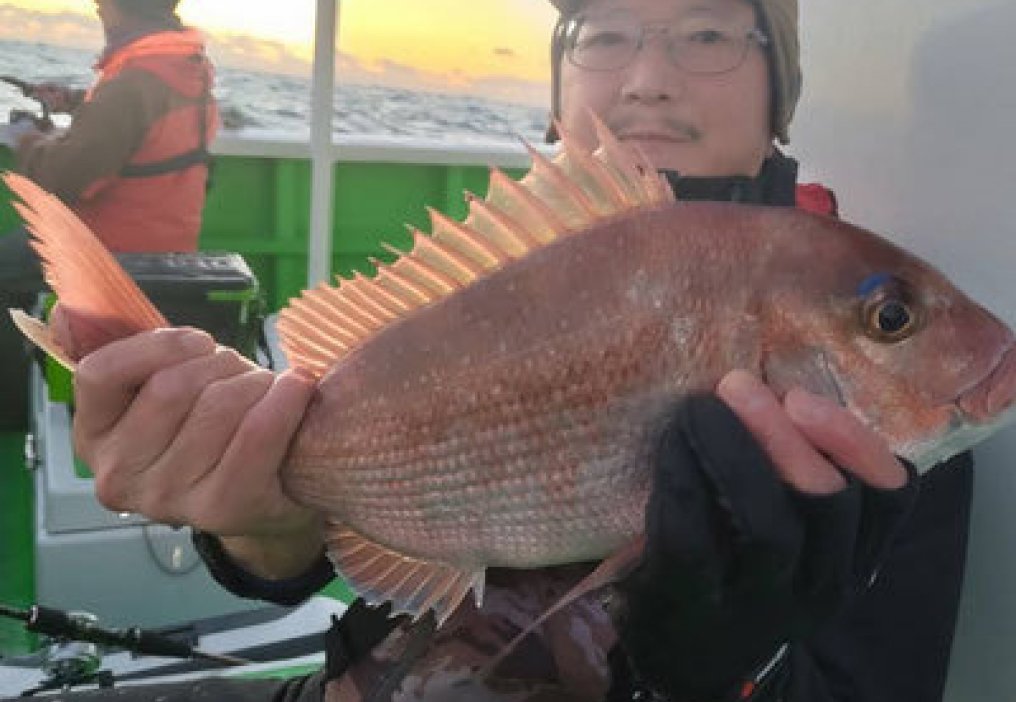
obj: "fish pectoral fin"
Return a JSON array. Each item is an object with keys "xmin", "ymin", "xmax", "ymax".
[
  {"xmin": 9, "ymin": 309, "xmax": 76, "ymax": 372},
  {"xmin": 480, "ymin": 533, "xmax": 647, "ymax": 679},
  {"xmin": 324, "ymin": 521, "xmax": 484, "ymax": 628},
  {"xmin": 762, "ymin": 346, "xmax": 843, "ymax": 404}
]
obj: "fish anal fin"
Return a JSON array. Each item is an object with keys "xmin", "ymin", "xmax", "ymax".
[
  {"xmin": 325, "ymin": 521, "xmax": 484, "ymax": 628},
  {"xmin": 480, "ymin": 534, "xmax": 647, "ymax": 678}
]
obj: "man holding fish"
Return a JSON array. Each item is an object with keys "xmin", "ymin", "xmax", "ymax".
[{"xmin": 18, "ymin": 0, "xmax": 994, "ymax": 700}]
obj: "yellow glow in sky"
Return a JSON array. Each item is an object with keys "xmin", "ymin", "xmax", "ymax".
[
  {"xmin": 13, "ymin": 0, "xmax": 556, "ymax": 84},
  {"xmin": 342, "ymin": 0, "xmax": 554, "ymax": 83}
]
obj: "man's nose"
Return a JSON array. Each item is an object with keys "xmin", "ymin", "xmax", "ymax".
[{"xmin": 620, "ymin": 36, "xmax": 686, "ymax": 104}]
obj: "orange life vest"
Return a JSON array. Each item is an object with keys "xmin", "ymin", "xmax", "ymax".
[{"xmin": 75, "ymin": 29, "xmax": 218, "ymax": 252}]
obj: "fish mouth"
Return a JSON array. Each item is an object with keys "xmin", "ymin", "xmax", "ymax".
[
  {"xmin": 957, "ymin": 341, "xmax": 1016, "ymax": 422},
  {"xmin": 901, "ymin": 342, "xmax": 1016, "ymax": 472}
]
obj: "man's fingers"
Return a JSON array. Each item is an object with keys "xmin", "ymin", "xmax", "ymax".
[
  {"xmin": 198, "ymin": 369, "xmax": 317, "ymax": 531},
  {"xmin": 717, "ymin": 370, "xmax": 907, "ymax": 494},
  {"xmin": 73, "ymin": 328, "xmax": 216, "ymax": 438},
  {"xmin": 220, "ymin": 369, "xmax": 316, "ymax": 478},
  {"xmin": 94, "ymin": 346, "xmax": 260, "ymax": 481},
  {"xmin": 783, "ymin": 388, "xmax": 907, "ymax": 490},
  {"xmin": 159, "ymin": 368, "xmax": 277, "ymax": 480},
  {"xmin": 717, "ymin": 370, "xmax": 847, "ymax": 495},
  {"xmin": 91, "ymin": 365, "xmax": 272, "ymax": 517}
]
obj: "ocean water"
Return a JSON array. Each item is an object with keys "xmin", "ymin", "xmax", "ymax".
[{"xmin": 0, "ymin": 38, "xmax": 548, "ymax": 143}]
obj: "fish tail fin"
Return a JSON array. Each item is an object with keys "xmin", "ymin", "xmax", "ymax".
[
  {"xmin": 3, "ymin": 173, "xmax": 166, "ymax": 365},
  {"xmin": 479, "ymin": 534, "xmax": 646, "ymax": 679}
]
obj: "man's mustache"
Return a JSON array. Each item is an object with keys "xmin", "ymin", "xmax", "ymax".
[{"xmin": 607, "ymin": 115, "xmax": 702, "ymax": 141}]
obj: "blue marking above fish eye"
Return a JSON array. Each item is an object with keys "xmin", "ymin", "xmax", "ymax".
[{"xmin": 857, "ymin": 273, "xmax": 893, "ymax": 297}]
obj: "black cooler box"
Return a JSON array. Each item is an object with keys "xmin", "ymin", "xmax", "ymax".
[
  {"xmin": 114, "ymin": 251, "xmax": 263, "ymax": 357},
  {"xmin": 38, "ymin": 251, "xmax": 265, "ymax": 405}
]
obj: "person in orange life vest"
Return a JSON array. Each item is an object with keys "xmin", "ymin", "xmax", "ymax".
[
  {"xmin": 3, "ymin": 0, "xmax": 217, "ymax": 276},
  {"xmin": 0, "ymin": 0, "xmax": 217, "ymax": 430}
]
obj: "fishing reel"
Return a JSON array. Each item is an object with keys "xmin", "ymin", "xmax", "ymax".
[{"xmin": 0, "ymin": 603, "xmax": 250, "ymax": 696}]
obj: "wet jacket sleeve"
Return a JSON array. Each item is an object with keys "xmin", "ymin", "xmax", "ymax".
[
  {"xmin": 607, "ymin": 396, "xmax": 971, "ymax": 702},
  {"xmin": 14, "ymin": 69, "xmax": 162, "ymax": 203},
  {"xmin": 191, "ymin": 530, "xmax": 335, "ymax": 607}
]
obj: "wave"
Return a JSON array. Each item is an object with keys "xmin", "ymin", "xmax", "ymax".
[{"xmin": 0, "ymin": 38, "xmax": 548, "ymax": 142}]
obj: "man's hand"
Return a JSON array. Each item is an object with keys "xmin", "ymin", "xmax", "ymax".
[
  {"xmin": 611, "ymin": 370, "xmax": 918, "ymax": 700},
  {"xmin": 26, "ymin": 82, "xmax": 84, "ymax": 114},
  {"xmin": 71, "ymin": 327, "xmax": 322, "ymax": 578},
  {"xmin": 7, "ymin": 114, "xmax": 44, "ymax": 148}
]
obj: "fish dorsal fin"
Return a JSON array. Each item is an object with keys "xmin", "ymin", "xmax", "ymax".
[
  {"xmin": 277, "ymin": 114, "xmax": 674, "ymax": 380},
  {"xmin": 325, "ymin": 521, "xmax": 485, "ymax": 627},
  {"xmin": 2, "ymin": 173, "xmax": 167, "ymax": 361}
]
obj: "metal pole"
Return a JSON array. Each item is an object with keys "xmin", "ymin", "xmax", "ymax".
[{"xmin": 307, "ymin": 0, "xmax": 339, "ymax": 286}]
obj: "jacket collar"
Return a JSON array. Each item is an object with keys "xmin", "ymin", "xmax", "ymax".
[{"xmin": 659, "ymin": 150, "xmax": 799, "ymax": 207}]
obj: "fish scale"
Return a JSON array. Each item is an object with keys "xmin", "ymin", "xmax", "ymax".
[
  {"xmin": 6, "ymin": 115, "xmax": 1016, "ymax": 635},
  {"xmin": 293, "ymin": 388, "xmax": 676, "ymax": 574}
]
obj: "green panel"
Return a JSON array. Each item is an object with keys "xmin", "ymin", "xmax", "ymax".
[
  {"xmin": 199, "ymin": 157, "xmax": 310, "ymax": 309},
  {"xmin": 320, "ymin": 576, "xmax": 355, "ymax": 604},
  {"xmin": 0, "ymin": 148, "xmax": 525, "ymax": 311},
  {"xmin": 0, "ymin": 147, "xmax": 20, "ymax": 232},
  {"xmin": 0, "ymin": 432, "xmax": 36, "ymax": 656},
  {"xmin": 198, "ymin": 157, "xmax": 525, "ymax": 311}
]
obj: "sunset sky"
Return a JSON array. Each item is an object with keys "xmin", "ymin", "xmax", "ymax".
[{"xmin": 0, "ymin": 0, "xmax": 557, "ymax": 104}]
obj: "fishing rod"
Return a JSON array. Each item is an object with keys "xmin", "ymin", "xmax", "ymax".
[
  {"xmin": 0, "ymin": 74, "xmax": 34, "ymax": 95},
  {"xmin": 0, "ymin": 603, "xmax": 251, "ymax": 667},
  {"xmin": 1, "ymin": 75, "xmax": 55, "ymax": 131}
]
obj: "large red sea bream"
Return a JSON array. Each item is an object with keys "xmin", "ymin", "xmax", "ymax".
[{"xmin": 6, "ymin": 119, "xmax": 1016, "ymax": 633}]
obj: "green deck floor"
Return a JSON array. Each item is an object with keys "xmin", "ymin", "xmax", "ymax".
[{"xmin": 0, "ymin": 431, "xmax": 35, "ymax": 656}]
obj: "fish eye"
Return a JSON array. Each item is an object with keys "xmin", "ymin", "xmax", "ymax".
[
  {"xmin": 859, "ymin": 275, "xmax": 921, "ymax": 342},
  {"xmin": 873, "ymin": 300, "xmax": 912, "ymax": 335}
]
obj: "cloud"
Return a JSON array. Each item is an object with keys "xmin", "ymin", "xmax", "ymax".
[
  {"xmin": 206, "ymin": 32, "xmax": 311, "ymax": 76},
  {"xmin": 0, "ymin": 5, "xmax": 101, "ymax": 48},
  {"xmin": 335, "ymin": 56, "xmax": 547, "ymax": 107},
  {"xmin": 0, "ymin": 3, "xmax": 549, "ymax": 107}
]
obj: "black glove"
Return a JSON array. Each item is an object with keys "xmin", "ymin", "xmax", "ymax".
[{"xmin": 608, "ymin": 394, "xmax": 919, "ymax": 701}]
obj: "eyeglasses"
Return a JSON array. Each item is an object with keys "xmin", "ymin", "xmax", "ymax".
[{"xmin": 564, "ymin": 11, "xmax": 769, "ymax": 74}]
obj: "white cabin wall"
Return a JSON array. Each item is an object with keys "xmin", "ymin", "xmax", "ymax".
[{"xmin": 792, "ymin": 2, "xmax": 1016, "ymax": 697}]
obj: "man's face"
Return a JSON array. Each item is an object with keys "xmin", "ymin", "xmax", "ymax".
[{"xmin": 559, "ymin": 0, "xmax": 772, "ymax": 177}]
